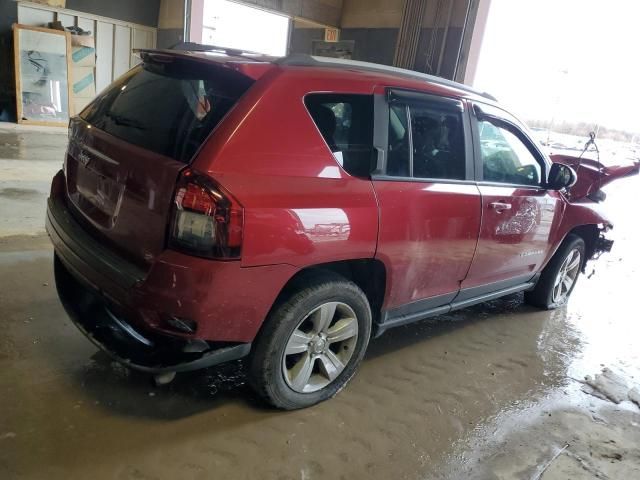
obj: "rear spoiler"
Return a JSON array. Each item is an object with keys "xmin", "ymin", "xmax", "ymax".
[
  {"xmin": 168, "ymin": 41, "xmax": 266, "ymax": 57},
  {"xmin": 132, "ymin": 48, "xmax": 275, "ymax": 79}
]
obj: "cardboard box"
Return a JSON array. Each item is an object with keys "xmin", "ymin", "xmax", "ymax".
[
  {"xmin": 68, "ymin": 35, "xmax": 96, "ymax": 115},
  {"xmin": 70, "ymin": 34, "xmax": 96, "ymax": 67},
  {"xmin": 71, "ymin": 66, "xmax": 96, "ymax": 98}
]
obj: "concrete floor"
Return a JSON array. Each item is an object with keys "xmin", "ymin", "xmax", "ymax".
[
  {"xmin": 1, "ymin": 124, "xmax": 639, "ymax": 479},
  {"xmin": 0, "ymin": 123, "xmax": 66, "ymax": 237}
]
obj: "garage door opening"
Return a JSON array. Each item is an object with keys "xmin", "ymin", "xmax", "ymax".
[
  {"xmin": 472, "ymin": 0, "xmax": 639, "ymax": 156},
  {"xmin": 191, "ymin": 0, "xmax": 290, "ymax": 56}
]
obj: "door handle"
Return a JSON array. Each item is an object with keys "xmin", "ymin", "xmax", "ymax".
[{"xmin": 489, "ymin": 201, "xmax": 512, "ymax": 213}]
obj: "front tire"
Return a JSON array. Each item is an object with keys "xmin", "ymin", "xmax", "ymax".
[
  {"xmin": 525, "ymin": 234, "xmax": 585, "ymax": 309},
  {"xmin": 248, "ymin": 274, "xmax": 371, "ymax": 410}
]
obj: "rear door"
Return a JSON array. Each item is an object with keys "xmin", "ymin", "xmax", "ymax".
[
  {"xmin": 459, "ymin": 102, "xmax": 563, "ymax": 294},
  {"xmin": 64, "ymin": 55, "xmax": 254, "ymax": 267},
  {"xmin": 372, "ymin": 89, "xmax": 481, "ymax": 318}
]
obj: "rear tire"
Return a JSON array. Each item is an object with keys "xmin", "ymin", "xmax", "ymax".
[
  {"xmin": 525, "ymin": 234, "xmax": 585, "ymax": 310},
  {"xmin": 248, "ymin": 273, "xmax": 371, "ymax": 410}
]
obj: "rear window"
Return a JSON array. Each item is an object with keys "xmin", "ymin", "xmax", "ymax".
[
  {"xmin": 80, "ymin": 57, "xmax": 254, "ymax": 163},
  {"xmin": 305, "ymin": 94, "xmax": 374, "ymax": 177}
]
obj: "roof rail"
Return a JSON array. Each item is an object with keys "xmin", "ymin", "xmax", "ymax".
[{"xmin": 276, "ymin": 54, "xmax": 497, "ymax": 101}]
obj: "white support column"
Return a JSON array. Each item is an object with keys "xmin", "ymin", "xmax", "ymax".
[
  {"xmin": 460, "ymin": 0, "xmax": 491, "ymax": 85},
  {"xmin": 188, "ymin": 0, "xmax": 204, "ymax": 43}
]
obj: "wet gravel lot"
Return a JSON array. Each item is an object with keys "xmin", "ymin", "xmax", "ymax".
[{"xmin": 1, "ymin": 124, "xmax": 639, "ymax": 479}]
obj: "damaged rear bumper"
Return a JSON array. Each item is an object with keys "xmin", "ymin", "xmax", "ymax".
[{"xmin": 53, "ymin": 253, "xmax": 251, "ymax": 374}]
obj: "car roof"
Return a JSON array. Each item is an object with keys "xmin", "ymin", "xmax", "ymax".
[
  {"xmin": 135, "ymin": 44, "xmax": 497, "ymax": 102},
  {"xmin": 276, "ymin": 54, "xmax": 497, "ymax": 101}
]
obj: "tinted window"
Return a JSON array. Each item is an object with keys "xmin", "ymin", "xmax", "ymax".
[
  {"xmin": 305, "ymin": 94, "xmax": 374, "ymax": 177},
  {"xmin": 386, "ymin": 101, "xmax": 466, "ymax": 180},
  {"xmin": 411, "ymin": 105, "xmax": 465, "ymax": 179},
  {"xmin": 387, "ymin": 104, "xmax": 410, "ymax": 176},
  {"xmin": 81, "ymin": 58, "xmax": 254, "ymax": 163},
  {"xmin": 478, "ymin": 120, "xmax": 541, "ymax": 186}
]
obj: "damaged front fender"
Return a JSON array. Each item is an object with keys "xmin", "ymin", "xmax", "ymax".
[{"xmin": 594, "ymin": 231, "xmax": 614, "ymax": 258}]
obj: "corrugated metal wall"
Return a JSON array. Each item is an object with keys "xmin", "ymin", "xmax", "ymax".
[{"xmin": 393, "ymin": 0, "xmax": 428, "ymax": 69}]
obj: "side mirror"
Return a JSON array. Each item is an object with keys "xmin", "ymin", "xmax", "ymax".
[{"xmin": 548, "ymin": 162, "xmax": 577, "ymax": 190}]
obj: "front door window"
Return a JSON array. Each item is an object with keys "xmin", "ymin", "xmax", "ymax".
[{"xmin": 478, "ymin": 120, "xmax": 542, "ymax": 186}]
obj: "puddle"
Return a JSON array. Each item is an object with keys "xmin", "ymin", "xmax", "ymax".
[{"xmin": 0, "ymin": 188, "xmax": 40, "ymax": 200}]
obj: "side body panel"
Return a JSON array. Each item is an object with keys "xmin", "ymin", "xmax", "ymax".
[
  {"xmin": 192, "ymin": 68, "xmax": 380, "ymax": 268},
  {"xmin": 135, "ymin": 250, "xmax": 298, "ymax": 342},
  {"xmin": 460, "ymin": 186, "xmax": 564, "ymax": 289},
  {"xmin": 373, "ymin": 181, "xmax": 481, "ymax": 310}
]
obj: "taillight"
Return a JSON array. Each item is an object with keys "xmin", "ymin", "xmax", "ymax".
[{"xmin": 169, "ymin": 169, "xmax": 243, "ymax": 259}]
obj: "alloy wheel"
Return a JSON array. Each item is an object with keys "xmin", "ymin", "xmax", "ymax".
[
  {"xmin": 552, "ymin": 247, "xmax": 582, "ymax": 303},
  {"xmin": 282, "ymin": 302, "xmax": 359, "ymax": 393}
]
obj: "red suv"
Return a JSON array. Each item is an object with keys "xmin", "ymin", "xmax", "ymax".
[{"xmin": 46, "ymin": 48, "xmax": 638, "ymax": 409}]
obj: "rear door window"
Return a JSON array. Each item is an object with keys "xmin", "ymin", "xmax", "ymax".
[
  {"xmin": 386, "ymin": 99, "xmax": 466, "ymax": 180},
  {"xmin": 80, "ymin": 57, "xmax": 254, "ymax": 163},
  {"xmin": 305, "ymin": 94, "xmax": 374, "ymax": 177}
]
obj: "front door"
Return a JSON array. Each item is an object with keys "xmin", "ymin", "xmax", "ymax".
[
  {"xmin": 460, "ymin": 103, "xmax": 563, "ymax": 294},
  {"xmin": 372, "ymin": 90, "xmax": 481, "ymax": 318}
]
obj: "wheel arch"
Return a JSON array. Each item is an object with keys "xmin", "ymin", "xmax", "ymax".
[
  {"xmin": 567, "ymin": 224, "xmax": 600, "ymax": 266},
  {"xmin": 264, "ymin": 258, "xmax": 387, "ymax": 335},
  {"xmin": 548, "ymin": 224, "xmax": 601, "ymax": 272}
]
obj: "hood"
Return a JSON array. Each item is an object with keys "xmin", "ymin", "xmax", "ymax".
[{"xmin": 550, "ymin": 154, "xmax": 640, "ymax": 201}]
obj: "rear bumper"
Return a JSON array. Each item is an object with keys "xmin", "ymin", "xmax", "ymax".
[
  {"xmin": 46, "ymin": 195, "xmax": 145, "ymax": 296},
  {"xmin": 53, "ymin": 253, "xmax": 251, "ymax": 373}
]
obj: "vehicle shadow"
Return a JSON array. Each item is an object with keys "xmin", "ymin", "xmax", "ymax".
[
  {"xmin": 70, "ymin": 292, "xmax": 547, "ymax": 420},
  {"xmin": 69, "ymin": 352, "xmax": 265, "ymax": 419}
]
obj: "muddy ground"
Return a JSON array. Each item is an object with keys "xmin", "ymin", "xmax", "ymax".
[{"xmin": 0, "ymin": 124, "xmax": 639, "ymax": 479}]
